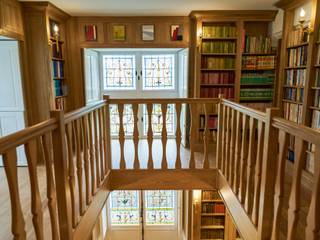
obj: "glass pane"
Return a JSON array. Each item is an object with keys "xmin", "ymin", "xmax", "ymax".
[
  {"xmin": 145, "ymin": 190, "xmax": 175, "ymax": 225},
  {"xmin": 143, "ymin": 104, "xmax": 175, "ymax": 135},
  {"xmin": 142, "ymin": 55, "xmax": 175, "ymax": 90},
  {"xmin": 110, "ymin": 190, "xmax": 140, "ymax": 225},
  {"xmin": 103, "ymin": 55, "xmax": 136, "ymax": 90},
  {"xmin": 109, "ymin": 104, "xmax": 134, "ymax": 136}
]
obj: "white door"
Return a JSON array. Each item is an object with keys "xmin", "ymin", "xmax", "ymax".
[
  {"xmin": 0, "ymin": 40, "xmax": 26, "ymax": 166},
  {"xmin": 84, "ymin": 49, "xmax": 101, "ymax": 104}
]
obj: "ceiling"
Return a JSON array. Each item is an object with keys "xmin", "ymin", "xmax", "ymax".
[{"xmin": 20, "ymin": 0, "xmax": 278, "ymax": 16}]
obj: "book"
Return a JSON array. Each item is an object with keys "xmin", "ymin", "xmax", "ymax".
[
  {"xmin": 202, "ymin": 57, "xmax": 235, "ymax": 69},
  {"xmin": 283, "ymin": 102, "xmax": 303, "ymax": 123},
  {"xmin": 52, "ymin": 60, "xmax": 64, "ymax": 78},
  {"xmin": 285, "ymin": 69, "xmax": 306, "ymax": 86},
  {"xmin": 201, "ymin": 72, "xmax": 235, "ymax": 84},
  {"xmin": 240, "ymin": 88, "xmax": 273, "ymax": 100},
  {"xmin": 287, "ymin": 46, "xmax": 308, "ymax": 67},
  {"xmin": 202, "ymin": 41, "xmax": 236, "ymax": 54},
  {"xmin": 200, "ymin": 87, "xmax": 234, "ymax": 99},
  {"xmin": 242, "ymin": 34, "xmax": 273, "ymax": 54},
  {"xmin": 241, "ymin": 73, "xmax": 274, "ymax": 84},
  {"xmin": 287, "ymin": 27, "xmax": 309, "ymax": 47},
  {"xmin": 242, "ymin": 56, "xmax": 275, "ymax": 69},
  {"xmin": 283, "ymin": 88, "xmax": 304, "ymax": 103}
]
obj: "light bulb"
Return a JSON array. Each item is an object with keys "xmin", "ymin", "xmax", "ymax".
[
  {"xmin": 53, "ymin": 24, "xmax": 59, "ymax": 34},
  {"xmin": 299, "ymin": 8, "xmax": 306, "ymax": 19},
  {"xmin": 193, "ymin": 190, "xmax": 201, "ymax": 203}
]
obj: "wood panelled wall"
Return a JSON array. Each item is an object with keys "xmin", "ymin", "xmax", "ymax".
[
  {"xmin": 0, "ymin": 0, "xmax": 23, "ymax": 40},
  {"xmin": 66, "ymin": 16, "xmax": 190, "ymax": 109}
]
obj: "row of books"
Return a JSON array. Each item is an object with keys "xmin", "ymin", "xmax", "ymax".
[
  {"xmin": 287, "ymin": 28, "xmax": 309, "ymax": 47},
  {"xmin": 315, "ymin": 69, "xmax": 320, "ymax": 87},
  {"xmin": 242, "ymin": 102, "xmax": 273, "ymax": 111},
  {"xmin": 283, "ymin": 88, "xmax": 304, "ymax": 103},
  {"xmin": 314, "ymin": 90, "xmax": 320, "ymax": 108},
  {"xmin": 242, "ymin": 35, "xmax": 273, "ymax": 54},
  {"xmin": 283, "ymin": 102, "xmax": 303, "ymax": 124},
  {"xmin": 241, "ymin": 74, "xmax": 274, "ymax": 84},
  {"xmin": 306, "ymin": 150, "xmax": 315, "ymax": 174},
  {"xmin": 201, "ymin": 216, "xmax": 224, "ymax": 226},
  {"xmin": 285, "ymin": 69, "xmax": 306, "ymax": 86},
  {"xmin": 317, "ymin": 45, "xmax": 320, "ymax": 65},
  {"xmin": 52, "ymin": 60, "xmax": 64, "ymax": 78},
  {"xmin": 202, "ymin": 203, "xmax": 225, "ymax": 214},
  {"xmin": 242, "ymin": 56, "xmax": 275, "ymax": 70},
  {"xmin": 201, "ymin": 230, "xmax": 224, "ymax": 239},
  {"xmin": 240, "ymin": 88, "xmax": 273, "ymax": 99},
  {"xmin": 55, "ymin": 97, "xmax": 66, "ymax": 110},
  {"xmin": 311, "ymin": 109, "xmax": 320, "ymax": 130},
  {"xmin": 201, "ymin": 72, "xmax": 235, "ymax": 84},
  {"xmin": 200, "ymin": 87, "xmax": 234, "ymax": 99},
  {"xmin": 202, "ymin": 25, "xmax": 237, "ymax": 38},
  {"xmin": 202, "ymin": 41, "xmax": 236, "ymax": 54},
  {"xmin": 199, "ymin": 115, "xmax": 218, "ymax": 129},
  {"xmin": 287, "ymin": 46, "xmax": 308, "ymax": 67},
  {"xmin": 54, "ymin": 80, "xmax": 64, "ymax": 97},
  {"xmin": 51, "ymin": 43, "xmax": 63, "ymax": 59},
  {"xmin": 202, "ymin": 57, "xmax": 235, "ymax": 69},
  {"xmin": 202, "ymin": 190, "xmax": 220, "ymax": 200}
]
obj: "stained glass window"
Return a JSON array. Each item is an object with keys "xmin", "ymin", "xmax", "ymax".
[
  {"xmin": 143, "ymin": 104, "xmax": 175, "ymax": 135},
  {"xmin": 142, "ymin": 55, "xmax": 175, "ymax": 90},
  {"xmin": 103, "ymin": 55, "xmax": 136, "ymax": 90},
  {"xmin": 110, "ymin": 190, "xmax": 140, "ymax": 225},
  {"xmin": 109, "ymin": 104, "xmax": 134, "ymax": 136},
  {"xmin": 145, "ymin": 190, "xmax": 175, "ymax": 225}
]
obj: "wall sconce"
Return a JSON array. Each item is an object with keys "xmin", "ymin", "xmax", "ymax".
[
  {"xmin": 193, "ymin": 190, "xmax": 201, "ymax": 204},
  {"xmin": 298, "ymin": 7, "xmax": 313, "ymax": 34},
  {"xmin": 53, "ymin": 24, "xmax": 60, "ymax": 37}
]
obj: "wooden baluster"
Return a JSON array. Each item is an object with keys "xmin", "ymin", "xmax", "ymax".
[
  {"xmin": 221, "ymin": 105, "xmax": 226, "ymax": 174},
  {"xmin": 258, "ymin": 108, "xmax": 279, "ymax": 240},
  {"xmin": 239, "ymin": 114, "xmax": 249, "ymax": 203},
  {"xmin": 224, "ymin": 106, "xmax": 231, "ymax": 179},
  {"xmin": 175, "ymin": 103, "xmax": 182, "ymax": 169},
  {"xmin": 216, "ymin": 101, "xmax": 223, "ymax": 170},
  {"xmin": 103, "ymin": 95, "xmax": 112, "ymax": 171},
  {"xmin": 82, "ymin": 114, "xmax": 91, "ymax": 205},
  {"xmin": 147, "ymin": 103, "xmax": 154, "ymax": 169},
  {"xmin": 93, "ymin": 110, "xmax": 101, "ymax": 186},
  {"xmin": 189, "ymin": 103, "xmax": 196, "ymax": 169},
  {"xmin": 41, "ymin": 134, "xmax": 59, "ymax": 240},
  {"xmin": 203, "ymin": 103, "xmax": 211, "ymax": 169},
  {"xmin": 161, "ymin": 103, "xmax": 168, "ymax": 169},
  {"xmin": 65, "ymin": 123, "xmax": 77, "ymax": 227},
  {"xmin": 3, "ymin": 149, "xmax": 26, "ymax": 239},
  {"xmin": 305, "ymin": 144, "xmax": 320, "ymax": 240},
  {"xmin": 98, "ymin": 108, "xmax": 105, "ymax": 179},
  {"xmin": 75, "ymin": 119, "xmax": 85, "ymax": 215},
  {"xmin": 118, "ymin": 103, "xmax": 126, "ymax": 169},
  {"xmin": 244, "ymin": 117, "xmax": 257, "ymax": 215},
  {"xmin": 132, "ymin": 103, "xmax": 140, "ymax": 169},
  {"xmin": 229, "ymin": 109, "xmax": 236, "ymax": 186},
  {"xmin": 88, "ymin": 111, "xmax": 96, "ymax": 195},
  {"xmin": 50, "ymin": 110, "xmax": 72, "ymax": 239},
  {"xmin": 233, "ymin": 111, "xmax": 242, "ymax": 195},
  {"xmin": 271, "ymin": 130, "xmax": 288, "ymax": 239},
  {"xmin": 252, "ymin": 121, "xmax": 265, "ymax": 226},
  {"xmin": 25, "ymin": 139, "xmax": 44, "ymax": 240},
  {"xmin": 287, "ymin": 137, "xmax": 305, "ymax": 240}
]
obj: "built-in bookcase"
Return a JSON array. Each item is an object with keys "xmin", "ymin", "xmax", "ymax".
[
  {"xmin": 240, "ymin": 21, "xmax": 277, "ymax": 111},
  {"xmin": 49, "ymin": 20, "xmax": 68, "ymax": 110},
  {"xmin": 200, "ymin": 190, "xmax": 226, "ymax": 240}
]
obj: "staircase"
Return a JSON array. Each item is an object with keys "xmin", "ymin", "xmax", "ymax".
[{"xmin": 0, "ymin": 96, "xmax": 319, "ymax": 240}]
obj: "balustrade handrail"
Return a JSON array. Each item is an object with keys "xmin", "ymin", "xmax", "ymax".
[{"xmin": 108, "ymin": 97, "xmax": 220, "ymax": 104}]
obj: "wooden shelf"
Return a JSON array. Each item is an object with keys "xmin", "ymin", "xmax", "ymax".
[
  {"xmin": 55, "ymin": 95, "xmax": 67, "ymax": 99},
  {"xmin": 201, "ymin": 69, "xmax": 236, "ymax": 71},
  {"xmin": 314, "ymin": 64, "xmax": 320, "ymax": 68},
  {"xmin": 202, "ymin": 53, "xmax": 236, "ymax": 56},
  {"xmin": 52, "ymin": 57, "xmax": 65, "ymax": 61},
  {"xmin": 201, "ymin": 37, "xmax": 237, "ymax": 41},
  {"xmin": 310, "ymin": 106, "xmax": 320, "ymax": 111},
  {"xmin": 202, "ymin": 199, "xmax": 223, "ymax": 203},
  {"xmin": 201, "ymin": 225, "xmax": 225, "ymax": 230},
  {"xmin": 201, "ymin": 213, "xmax": 225, "ymax": 216},
  {"xmin": 286, "ymin": 42, "xmax": 309, "ymax": 49},
  {"xmin": 242, "ymin": 52, "xmax": 276, "ymax": 56},
  {"xmin": 200, "ymin": 84, "xmax": 235, "ymax": 87},
  {"xmin": 241, "ymin": 83, "xmax": 273, "ymax": 86},
  {"xmin": 242, "ymin": 68, "xmax": 275, "ymax": 71},
  {"xmin": 282, "ymin": 99, "xmax": 303, "ymax": 105},
  {"xmin": 240, "ymin": 98, "xmax": 273, "ymax": 102},
  {"xmin": 53, "ymin": 77, "xmax": 65, "ymax": 80},
  {"xmin": 285, "ymin": 66, "xmax": 307, "ymax": 69},
  {"xmin": 311, "ymin": 87, "xmax": 320, "ymax": 90}
]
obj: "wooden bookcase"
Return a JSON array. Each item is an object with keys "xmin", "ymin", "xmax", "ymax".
[
  {"xmin": 189, "ymin": 11, "xmax": 278, "ymax": 149},
  {"xmin": 200, "ymin": 190, "xmax": 226, "ymax": 240},
  {"xmin": 276, "ymin": 0, "xmax": 320, "ymax": 173}
]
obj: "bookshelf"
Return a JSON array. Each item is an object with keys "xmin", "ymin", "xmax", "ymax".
[
  {"xmin": 49, "ymin": 20, "xmax": 68, "ymax": 110},
  {"xmin": 200, "ymin": 190, "xmax": 226, "ymax": 240},
  {"xmin": 276, "ymin": 0, "xmax": 320, "ymax": 174},
  {"xmin": 240, "ymin": 21, "xmax": 277, "ymax": 111}
]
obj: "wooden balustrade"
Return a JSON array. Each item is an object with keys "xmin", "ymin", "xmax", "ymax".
[
  {"xmin": 1, "ymin": 96, "xmax": 320, "ymax": 240},
  {"xmin": 107, "ymin": 98, "xmax": 219, "ymax": 170}
]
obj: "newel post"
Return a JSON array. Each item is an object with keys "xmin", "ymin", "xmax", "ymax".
[
  {"xmin": 258, "ymin": 108, "xmax": 280, "ymax": 240},
  {"xmin": 216, "ymin": 94, "xmax": 224, "ymax": 170},
  {"xmin": 50, "ymin": 110, "xmax": 73, "ymax": 240},
  {"xmin": 103, "ymin": 95, "xmax": 112, "ymax": 170}
]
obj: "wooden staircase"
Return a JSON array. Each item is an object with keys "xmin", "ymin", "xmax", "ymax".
[{"xmin": 0, "ymin": 96, "xmax": 319, "ymax": 239}]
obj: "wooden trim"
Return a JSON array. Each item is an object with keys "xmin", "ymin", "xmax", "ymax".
[
  {"xmin": 108, "ymin": 169, "xmax": 218, "ymax": 190},
  {"xmin": 108, "ymin": 98, "xmax": 220, "ymax": 104}
]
